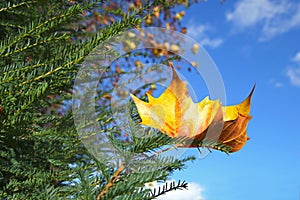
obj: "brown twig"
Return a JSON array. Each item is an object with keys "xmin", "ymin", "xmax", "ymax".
[{"xmin": 96, "ymin": 164, "xmax": 125, "ymax": 200}]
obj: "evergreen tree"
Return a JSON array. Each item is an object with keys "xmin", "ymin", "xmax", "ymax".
[{"xmin": 0, "ymin": 0, "xmax": 205, "ymax": 199}]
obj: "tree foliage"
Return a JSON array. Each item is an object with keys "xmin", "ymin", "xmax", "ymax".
[{"xmin": 0, "ymin": 0, "xmax": 202, "ymax": 199}]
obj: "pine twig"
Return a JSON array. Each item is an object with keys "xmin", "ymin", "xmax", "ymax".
[
  {"xmin": 96, "ymin": 164, "xmax": 125, "ymax": 200},
  {"xmin": 150, "ymin": 180, "xmax": 188, "ymax": 199}
]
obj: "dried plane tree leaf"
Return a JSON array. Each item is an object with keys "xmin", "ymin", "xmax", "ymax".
[{"xmin": 130, "ymin": 66, "xmax": 254, "ymax": 152}]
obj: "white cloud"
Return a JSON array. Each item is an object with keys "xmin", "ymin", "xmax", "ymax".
[
  {"xmin": 226, "ymin": 0, "xmax": 300, "ymax": 41},
  {"xmin": 292, "ymin": 51, "xmax": 300, "ymax": 63},
  {"xmin": 269, "ymin": 79, "xmax": 283, "ymax": 88},
  {"xmin": 187, "ymin": 23, "xmax": 223, "ymax": 48},
  {"xmin": 146, "ymin": 180, "xmax": 205, "ymax": 200},
  {"xmin": 200, "ymin": 38, "xmax": 223, "ymax": 49},
  {"xmin": 287, "ymin": 68, "xmax": 300, "ymax": 86},
  {"xmin": 226, "ymin": 0, "xmax": 287, "ymax": 27},
  {"xmin": 274, "ymin": 82, "xmax": 283, "ymax": 88},
  {"xmin": 286, "ymin": 52, "xmax": 300, "ymax": 87},
  {"xmin": 286, "ymin": 51, "xmax": 300, "ymax": 86}
]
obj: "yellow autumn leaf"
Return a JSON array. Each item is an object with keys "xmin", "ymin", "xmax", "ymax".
[
  {"xmin": 146, "ymin": 15, "xmax": 152, "ymax": 25},
  {"xmin": 153, "ymin": 6, "xmax": 160, "ymax": 18},
  {"xmin": 192, "ymin": 44, "xmax": 199, "ymax": 54},
  {"xmin": 174, "ymin": 11, "xmax": 185, "ymax": 20},
  {"xmin": 130, "ymin": 66, "xmax": 254, "ymax": 153},
  {"xmin": 170, "ymin": 44, "xmax": 179, "ymax": 53}
]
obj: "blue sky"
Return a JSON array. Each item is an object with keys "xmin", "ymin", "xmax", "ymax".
[{"xmin": 159, "ymin": 1, "xmax": 300, "ymax": 199}]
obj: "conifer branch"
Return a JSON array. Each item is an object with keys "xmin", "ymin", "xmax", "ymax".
[
  {"xmin": 0, "ymin": 1, "xmax": 35, "ymax": 13},
  {"xmin": 96, "ymin": 164, "xmax": 125, "ymax": 200},
  {"xmin": 150, "ymin": 180, "xmax": 188, "ymax": 199}
]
